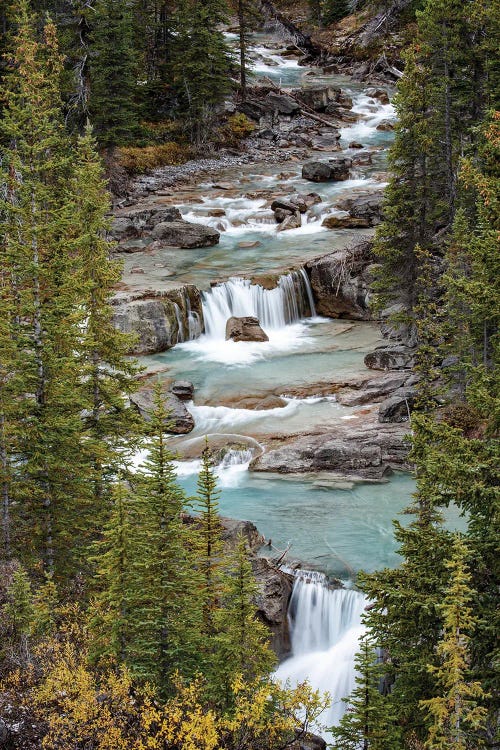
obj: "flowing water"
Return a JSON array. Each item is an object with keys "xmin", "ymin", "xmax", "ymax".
[{"xmin": 134, "ymin": 35, "xmax": 416, "ymax": 731}]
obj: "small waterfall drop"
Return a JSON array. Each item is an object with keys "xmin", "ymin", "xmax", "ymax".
[
  {"xmin": 275, "ymin": 570, "xmax": 366, "ymax": 732},
  {"xmin": 202, "ymin": 270, "xmax": 315, "ymax": 339}
]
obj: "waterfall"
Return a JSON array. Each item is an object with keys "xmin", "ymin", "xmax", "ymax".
[
  {"xmin": 201, "ymin": 270, "xmax": 315, "ymax": 339},
  {"xmin": 173, "ymin": 302, "xmax": 185, "ymax": 344},
  {"xmin": 218, "ymin": 448, "xmax": 254, "ymax": 469},
  {"xmin": 275, "ymin": 570, "xmax": 366, "ymax": 733}
]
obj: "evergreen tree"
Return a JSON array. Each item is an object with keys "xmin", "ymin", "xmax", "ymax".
[
  {"xmin": 212, "ymin": 534, "xmax": 276, "ymax": 709},
  {"xmin": 0, "ymin": 1, "xmax": 94, "ymax": 578},
  {"xmin": 420, "ymin": 535, "xmax": 487, "ymax": 749},
  {"xmin": 322, "ymin": 0, "xmax": 351, "ymax": 26},
  {"xmin": 32, "ymin": 574, "xmax": 58, "ymax": 636},
  {"xmin": 331, "ymin": 631, "xmax": 402, "ymax": 750},
  {"xmin": 232, "ymin": 0, "xmax": 260, "ymax": 97},
  {"xmin": 171, "ymin": 0, "xmax": 232, "ymax": 145},
  {"xmin": 2, "ymin": 567, "xmax": 34, "ymax": 644},
  {"xmin": 88, "ymin": 0, "xmax": 139, "ymax": 149}
]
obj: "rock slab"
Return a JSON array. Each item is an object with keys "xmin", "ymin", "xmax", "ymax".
[{"xmin": 226, "ymin": 316, "xmax": 269, "ymax": 342}]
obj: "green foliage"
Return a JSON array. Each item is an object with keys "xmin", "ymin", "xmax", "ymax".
[
  {"xmin": 420, "ymin": 536, "xmax": 488, "ymax": 749},
  {"xmin": 2, "ymin": 567, "xmax": 34, "ymax": 641},
  {"xmin": 88, "ymin": 0, "xmax": 140, "ymax": 148},
  {"xmin": 322, "ymin": 0, "xmax": 351, "ymax": 26},
  {"xmin": 331, "ymin": 630, "xmax": 402, "ymax": 750}
]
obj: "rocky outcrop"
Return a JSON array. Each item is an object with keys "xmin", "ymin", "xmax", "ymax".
[
  {"xmin": 226, "ymin": 316, "xmax": 269, "ymax": 342},
  {"xmin": 277, "ymin": 211, "xmax": 302, "ymax": 230},
  {"xmin": 305, "ymin": 241, "xmax": 375, "ymax": 320},
  {"xmin": 378, "ymin": 388, "xmax": 416, "ymax": 423},
  {"xmin": 150, "ymin": 219, "xmax": 220, "ymax": 248},
  {"xmin": 171, "ymin": 380, "xmax": 195, "ymax": 401},
  {"xmin": 336, "ymin": 372, "xmax": 410, "ymax": 406},
  {"xmin": 322, "ymin": 214, "xmax": 370, "ymax": 229},
  {"xmin": 292, "ymin": 85, "xmax": 351, "ymax": 113},
  {"xmin": 366, "ymin": 87, "xmax": 390, "ymax": 104},
  {"xmin": 376, "ymin": 119, "xmax": 394, "ymax": 131},
  {"xmin": 110, "ymin": 206, "xmax": 182, "ymax": 240},
  {"xmin": 335, "ymin": 192, "xmax": 384, "ymax": 226},
  {"xmin": 302, "ymin": 157, "xmax": 351, "ymax": 182},
  {"xmin": 220, "ymin": 517, "xmax": 265, "ymax": 551},
  {"xmin": 252, "ymin": 557, "xmax": 293, "ymax": 657},
  {"xmin": 250, "ymin": 419, "xmax": 410, "ymax": 479},
  {"xmin": 130, "ymin": 386, "xmax": 195, "ymax": 434},
  {"xmin": 112, "ymin": 285, "xmax": 203, "ymax": 355},
  {"xmin": 364, "ymin": 345, "xmax": 415, "ymax": 370}
]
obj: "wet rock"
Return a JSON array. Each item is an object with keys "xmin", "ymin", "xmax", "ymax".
[
  {"xmin": 251, "ymin": 420, "xmax": 410, "ymax": 478},
  {"xmin": 378, "ymin": 390, "xmax": 416, "ymax": 423},
  {"xmin": 336, "ymin": 192, "xmax": 384, "ymax": 226},
  {"xmin": 277, "ymin": 211, "xmax": 302, "ymax": 231},
  {"xmin": 207, "ymin": 208, "xmax": 226, "ymax": 217},
  {"xmin": 150, "ymin": 219, "xmax": 220, "ymax": 248},
  {"xmin": 226, "ymin": 316, "xmax": 269, "ymax": 343},
  {"xmin": 364, "ymin": 345, "xmax": 415, "ymax": 370},
  {"xmin": 273, "ymin": 207, "xmax": 292, "ymax": 223},
  {"xmin": 271, "ymin": 198, "xmax": 299, "ymax": 214},
  {"xmin": 252, "ymin": 556, "xmax": 293, "ymax": 657},
  {"xmin": 337, "ymin": 372, "xmax": 409, "ymax": 406},
  {"xmin": 324, "ymin": 103, "xmax": 359, "ymax": 121},
  {"xmin": 305, "ymin": 241, "xmax": 374, "ymax": 320},
  {"xmin": 130, "ymin": 388, "xmax": 195, "ymax": 434},
  {"xmin": 349, "ymin": 141, "xmax": 364, "ymax": 149},
  {"xmin": 352, "ymin": 152, "xmax": 373, "ymax": 166},
  {"xmin": 220, "ymin": 517, "xmax": 264, "ymax": 551},
  {"xmin": 238, "ymin": 240, "xmax": 261, "ymax": 248},
  {"xmin": 376, "ymin": 119, "xmax": 394, "ymax": 131},
  {"xmin": 294, "ymin": 732, "xmax": 327, "ymax": 750},
  {"xmin": 170, "ymin": 380, "xmax": 194, "ymax": 401},
  {"xmin": 366, "ymin": 87, "xmax": 390, "ymax": 104},
  {"xmin": 322, "ymin": 214, "xmax": 371, "ymax": 229},
  {"xmin": 302, "ymin": 158, "xmax": 351, "ymax": 182},
  {"xmin": 310, "ymin": 131, "xmax": 342, "ymax": 151},
  {"xmin": 289, "ymin": 192, "xmax": 322, "ymax": 211}
]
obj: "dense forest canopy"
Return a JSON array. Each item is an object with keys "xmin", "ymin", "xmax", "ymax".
[{"xmin": 0, "ymin": 0, "xmax": 498, "ymax": 748}]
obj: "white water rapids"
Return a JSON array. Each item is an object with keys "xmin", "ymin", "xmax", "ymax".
[{"xmin": 275, "ymin": 571, "xmax": 367, "ymax": 733}]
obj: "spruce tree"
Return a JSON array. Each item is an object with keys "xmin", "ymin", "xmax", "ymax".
[
  {"xmin": 0, "ymin": 2, "xmax": 93, "ymax": 578},
  {"xmin": 331, "ymin": 631, "xmax": 402, "ymax": 750},
  {"xmin": 233, "ymin": 0, "xmax": 260, "ymax": 97},
  {"xmin": 420, "ymin": 536, "xmax": 487, "ymax": 749},
  {"xmin": 171, "ymin": 0, "xmax": 232, "ymax": 145},
  {"xmin": 88, "ymin": 0, "xmax": 139, "ymax": 149},
  {"xmin": 212, "ymin": 535, "xmax": 276, "ymax": 710},
  {"xmin": 322, "ymin": 0, "xmax": 351, "ymax": 26},
  {"xmin": 2, "ymin": 567, "xmax": 34, "ymax": 644}
]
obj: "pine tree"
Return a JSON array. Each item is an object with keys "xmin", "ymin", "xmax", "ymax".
[
  {"xmin": 211, "ymin": 534, "xmax": 276, "ymax": 710},
  {"xmin": 88, "ymin": 0, "xmax": 139, "ymax": 149},
  {"xmin": 171, "ymin": 0, "xmax": 232, "ymax": 145},
  {"xmin": 0, "ymin": 1, "xmax": 94, "ymax": 578},
  {"xmin": 322, "ymin": 0, "xmax": 351, "ymax": 26},
  {"xmin": 420, "ymin": 535, "xmax": 487, "ymax": 749},
  {"xmin": 331, "ymin": 631, "xmax": 402, "ymax": 750},
  {"xmin": 32, "ymin": 574, "xmax": 58, "ymax": 636},
  {"xmin": 232, "ymin": 0, "xmax": 260, "ymax": 97},
  {"xmin": 2, "ymin": 567, "xmax": 34, "ymax": 643},
  {"xmin": 70, "ymin": 125, "xmax": 140, "ymax": 507},
  {"xmin": 90, "ymin": 478, "xmax": 136, "ymax": 664}
]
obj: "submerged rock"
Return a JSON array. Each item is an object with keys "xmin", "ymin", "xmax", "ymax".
[{"xmin": 225, "ymin": 316, "xmax": 269, "ymax": 342}]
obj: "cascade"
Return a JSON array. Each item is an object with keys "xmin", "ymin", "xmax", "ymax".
[
  {"xmin": 275, "ymin": 570, "xmax": 367, "ymax": 732},
  {"xmin": 201, "ymin": 270, "xmax": 316, "ymax": 339}
]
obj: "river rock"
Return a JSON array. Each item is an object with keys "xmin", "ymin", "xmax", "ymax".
[
  {"xmin": 289, "ymin": 192, "xmax": 322, "ymax": 211},
  {"xmin": 376, "ymin": 119, "xmax": 394, "ymax": 131},
  {"xmin": 130, "ymin": 388, "xmax": 195, "ymax": 434},
  {"xmin": 226, "ymin": 316, "xmax": 269, "ymax": 342},
  {"xmin": 150, "ymin": 219, "xmax": 220, "ymax": 248},
  {"xmin": 302, "ymin": 158, "xmax": 351, "ymax": 182},
  {"xmin": 336, "ymin": 192, "xmax": 384, "ymax": 226},
  {"xmin": 170, "ymin": 380, "xmax": 194, "ymax": 401},
  {"xmin": 277, "ymin": 211, "xmax": 302, "ymax": 231},
  {"xmin": 336, "ymin": 372, "xmax": 409, "ymax": 406},
  {"xmin": 264, "ymin": 91, "xmax": 301, "ymax": 115},
  {"xmin": 364, "ymin": 345, "xmax": 415, "ymax": 370},
  {"xmin": 250, "ymin": 419, "xmax": 410, "ymax": 478},
  {"xmin": 110, "ymin": 205, "xmax": 182, "ymax": 240},
  {"xmin": 271, "ymin": 198, "xmax": 300, "ymax": 214},
  {"xmin": 378, "ymin": 389, "xmax": 416, "ymax": 423},
  {"xmin": 366, "ymin": 87, "xmax": 390, "ymax": 104},
  {"xmin": 322, "ymin": 214, "xmax": 371, "ymax": 229},
  {"xmin": 273, "ymin": 207, "xmax": 293, "ymax": 223},
  {"xmin": 349, "ymin": 141, "xmax": 364, "ymax": 149},
  {"xmin": 324, "ymin": 103, "xmax": 359, "ymax": 121},
  {"xmin": 292, "ymin": 85, "xmax": 341, "ymax": 112},
  {"xmin": 310, "ymin": 132, "xmax": 342, "ymax": 151},
  {"xmin": 305, "ymin": 241, "xmax": 374, "ymax": 320}
]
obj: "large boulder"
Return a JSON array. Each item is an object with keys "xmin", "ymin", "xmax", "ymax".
[
  {"xmin": 310, "ymin": 131, "xmax": 342, "ymax": 151},
  {"xmin": 336, "ymin": 192, "xmax": 384, "ymax": 226},
  {"xmin": 130, "ymin": 388, "xmax": 195, "ymax": 434},
  {"xmin": 110, "ymin": 206, "xmax": 182, "ymax": 240},
  {"xmin": 366, "ymin": 87, "xmax": 390, "ymax": 104},
  {"xmin": 305, "ymin": 241, "xmax": 374, "ymax": 320},
  {"xmin": 277, "ymin": 211, "xmax": 302, "ymax": 231},
  {"xmin": 150, "ymin": 219, "xmax": 220, "ymax": 248},
  {"xmin": 226, "ymin": 316, "xmax": 269, "ymax": 342},
  {"xmin": 322, "ymin": 214, "xmax": 370, "ymax": 229},
  {"xmin": 302, "ymin": 158, "xmax": 351, "ymax": 182},
  {"xmin": 264, "ymin": 91, "xmax": 301, "ymax": 115},
  {"xmin": 378, "ymin": 389, "xmax": 416, "ymax": 423},
  {"xmin": 171, "ymin": 380, "xmax": 194, "ymax": 401},
  {"xmin": 364, "ymin": 345, "xmax": 415, "ymax": 371},
  {"xmin": 292, "ymin": 85, "xmax": 341, "ymax": 112}
]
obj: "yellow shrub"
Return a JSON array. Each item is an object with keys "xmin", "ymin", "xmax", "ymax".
[
  {"xmin": 219, "ymin": 113, "xmax": 256, "ymax": 147},
  {"xmin": 118, "ymin": 142, "xmax": 191, "ymax": 174}
]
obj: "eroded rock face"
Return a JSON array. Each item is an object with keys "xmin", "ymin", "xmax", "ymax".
[
  {"xmin": 226, "ymin": 316, "xmax": 269, "ymax": 342},
  {"xmin": 305, "ymin": 241, "xmax": 374, "ymax": 320},
  {"xmin": 336, "ymin": 192, "xmax": 384, "ymax": 226},
  {"xmin": 378, "ymin": 389, "xmax": 416, "ymax": 423},
  {"xmin": 251, "ymin": 557, "xmax": 293, "ymax": 658},
  {"xmin": 130, "ymin": 388, "xmax": 195, "ymax": 434},
  {"xmin": 150, "ymin": 219, "xmax": 220, "ymax": 248},
  {"xmin": 302, "ymin": 158, "xmax": 351, "ymax": 182},
  {"xmin": 364, "ymin": 345, "xmax": 415, "ymax": 371},
  {"xmin": 250, "ymin": 420, "xmax": 410, "ymax": 479}
]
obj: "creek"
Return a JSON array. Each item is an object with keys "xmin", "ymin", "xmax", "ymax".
[{"xmin": 135, "ymin": 33, "xmax": 408, "ymax": 734}]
